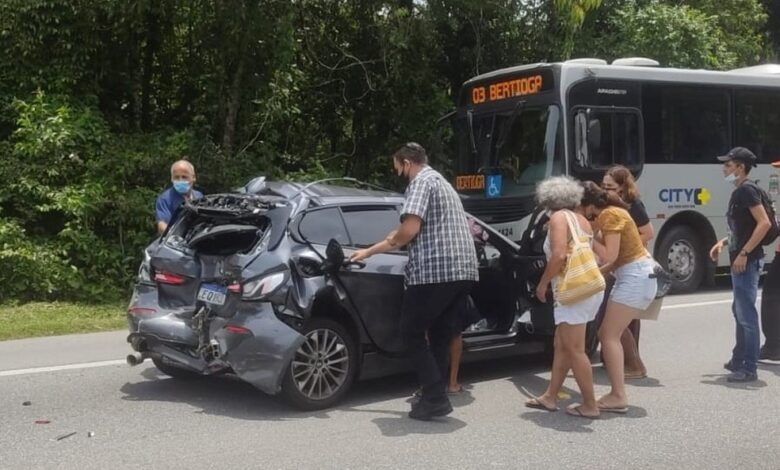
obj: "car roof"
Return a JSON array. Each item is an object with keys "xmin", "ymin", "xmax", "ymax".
[{"xmin": 256, "ymin": 180, "xmax": 405, "ymax": 206}]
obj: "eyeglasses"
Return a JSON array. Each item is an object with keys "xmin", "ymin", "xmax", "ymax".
[{"xmin": 585, "ymin": 214, "xmax": 597, "ymax": 222}]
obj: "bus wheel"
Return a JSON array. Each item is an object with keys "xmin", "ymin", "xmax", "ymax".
[{"xmin": 657, "ymin": 226, "xmax": 704, "ymax": 294}]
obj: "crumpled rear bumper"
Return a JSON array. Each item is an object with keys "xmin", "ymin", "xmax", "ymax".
[{"xmin": 127, "ymin": 283, "xmax": 305, "ymax": 395}]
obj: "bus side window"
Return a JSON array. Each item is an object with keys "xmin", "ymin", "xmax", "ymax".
[
  {"xmin": 574, "ymin": 108, "xmax": 640, "ymax": 170},
  {"xmin": 575, "ymin": 110, "xmax": 590, "ymax": 167}
]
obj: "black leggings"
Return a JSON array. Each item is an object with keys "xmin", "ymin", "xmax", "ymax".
[{"xmin": 761, "ymin": 254, "xmax": 780, "ymax": 351}]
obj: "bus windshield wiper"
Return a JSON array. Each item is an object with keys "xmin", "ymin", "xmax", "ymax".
[{"xmin": 466, "ymin": 109, "xmax": 478, "ymax": 159}]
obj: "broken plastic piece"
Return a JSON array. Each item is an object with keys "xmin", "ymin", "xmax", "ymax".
[
  {"xmin": 87, "ymin": 432, "xmax": 95, "ymax": 438},
  {"xmin": 22, "ymin": 401, "xmax": 31, "ymax": 406},
  {"xmin": 55, "ymin": 431, "xmax": 77, "ymax": 441},
  {"xmin": 34, "ymin": 420, "xmax": 50, "ymax": 424}
]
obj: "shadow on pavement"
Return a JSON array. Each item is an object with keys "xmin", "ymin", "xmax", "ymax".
[
  {"xmin": 700, "ymin": 373, "xmax": 768, "ymax": 389},
  {"xmin": 758, "ymin": 362, "xmax": 780, "ymax": 377},
  {"xmin": 520, "ymin": 404, "xmax": 649, "ymax": 433},
  {"xmin": 119, "ymin": 354, "xmax": 551, "ymax": 430},
  {"xmin": 590, "ymin": 365, "xmax": 665, "ymax": 388}
]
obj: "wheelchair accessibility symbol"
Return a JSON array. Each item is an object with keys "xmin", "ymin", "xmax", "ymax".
[{"xmin": 486, "ymin": 174, "xmax": 502, "ymax": 198}]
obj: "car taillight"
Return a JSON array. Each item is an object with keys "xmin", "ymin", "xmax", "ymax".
[
  {"xmin": 224, "ymin": 325, "xmax": 251, "ymax": 335},
  {"xmin": 128, "ymin": 307, "xmax": 157, "ymax": 317},
  {"xmin": 154, "ymin": 272, "xmax": 186, "ymax": 285}
]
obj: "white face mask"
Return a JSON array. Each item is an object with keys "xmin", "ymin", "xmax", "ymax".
[{"xmin": 724, "ymin": 172, "xmax": 738, "ymax": 184}]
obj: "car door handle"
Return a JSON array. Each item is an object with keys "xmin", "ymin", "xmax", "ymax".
[{"xmin": 342, "ymin": 260, "xmax": 366, "ymax": 270}]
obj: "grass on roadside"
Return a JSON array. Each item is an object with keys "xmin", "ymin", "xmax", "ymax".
[{"xmin": 0, "ymin": 302, "xmax": 126, "ymax": 341}]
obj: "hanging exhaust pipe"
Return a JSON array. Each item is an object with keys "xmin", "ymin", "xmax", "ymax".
[{"xmin": 126, "ymin": 352, "xmax": 148, "ymax": 366}]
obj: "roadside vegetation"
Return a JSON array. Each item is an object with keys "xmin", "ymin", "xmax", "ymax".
[
  {"xmin": 0, "ymin": 0, "xmax": 778, "ymax": 337},
  {"xmin": 0, "ymin": 302, "xmax": 125, "ymax": 341}
]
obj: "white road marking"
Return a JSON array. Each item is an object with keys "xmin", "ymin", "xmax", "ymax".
[
  {"xmin": 662, "ymin": 296, "xmax": 760, "ymax": 311},
  {"xmin": 0, "ymin": 296, "xmax": 762, "ymax": 377},
  {"xmin": 0, "ymin": 359, "xmax": 127, "ymax": 377}
]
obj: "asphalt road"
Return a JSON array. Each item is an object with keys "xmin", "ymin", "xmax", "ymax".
[{"xmin": 1, "ymin": 289, "xmax": 778, "ymax": 470}]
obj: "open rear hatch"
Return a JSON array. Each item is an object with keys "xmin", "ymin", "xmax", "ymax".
[{"xmin": 148, "ymin": 193, "xmax": 291, "ymax": 319}]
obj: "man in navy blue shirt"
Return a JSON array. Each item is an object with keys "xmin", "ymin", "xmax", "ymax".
[
  {"xmin": 155, "ymin": 160, "xmax": 203, "ymax": 234},
  {"xmin": 710, "ymin": 147, "xmax": 772, "ymax": 382}
]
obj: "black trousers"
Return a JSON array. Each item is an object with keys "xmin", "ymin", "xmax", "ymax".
[
  {"xmin": 761, "ymin": 253, "xmax": 780, "ymax": 353},
  {"xmin": 400, "ymin": 280, "xmax": 474, "ymax": 401}
]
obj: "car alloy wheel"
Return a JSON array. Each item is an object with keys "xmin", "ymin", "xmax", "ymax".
[{"xmin": 290, "ymin": 327, "xmax": 351, "ymax": 401}]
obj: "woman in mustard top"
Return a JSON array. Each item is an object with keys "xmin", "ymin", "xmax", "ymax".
[{"xmin": 581, "ymin": 182, "xmax": 657, "ymax": 413}]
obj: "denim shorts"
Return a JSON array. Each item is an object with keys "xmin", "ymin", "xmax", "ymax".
[{"xmin": 611, "ymin": 258, "xmax": 657, "ymax": 311}]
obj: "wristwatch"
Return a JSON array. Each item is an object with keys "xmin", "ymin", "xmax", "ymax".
[{"xmin": 740, "ymin": 249, "xmax": 749, "ymax": 257}]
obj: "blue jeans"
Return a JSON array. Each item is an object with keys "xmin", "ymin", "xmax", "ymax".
[{"xmin": 730, "ymin": 258, "xmax": 762, "ymax": 374}]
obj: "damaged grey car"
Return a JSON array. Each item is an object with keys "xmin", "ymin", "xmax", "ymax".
[{"xmin": 126, "ymin": 178, "xmax": 576, "ymax": 410}]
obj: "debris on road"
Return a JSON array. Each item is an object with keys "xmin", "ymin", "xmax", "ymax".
[
  {"xmin": 22, "ymin": 401, "xmax": 31, "ymax": 406},
  {"xmin": 54, "ymin": 432, "xmax": 77, "ymax": 441},
  {"xmin": 87, "ymin": 432, "xmax": 95, "ymax": 438},
  {"xmin": 34, "ymin": 420, "xmax": 50, "ymax": 425}
]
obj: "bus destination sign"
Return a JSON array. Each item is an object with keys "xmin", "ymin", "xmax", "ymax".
[{"xmin": 470, "ymin": 69, "xmax": 553, "ymax": 105}]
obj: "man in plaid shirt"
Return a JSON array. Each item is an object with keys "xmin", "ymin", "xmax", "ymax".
[{"xmin": 351, "ymin": 143, "xmax": 478, "ymax": 420}]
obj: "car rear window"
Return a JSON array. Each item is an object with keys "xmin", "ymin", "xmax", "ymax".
[
  {"xmin": 341, "ymin": 206, "xmax": 400, "ymax": 248},
  {"xmin": 298, "ymin": 207, "xmax": 350, "ymax": 245}
]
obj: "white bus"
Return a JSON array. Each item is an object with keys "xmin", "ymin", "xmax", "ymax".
[{"xmin": 451, "ymin": 58, "xmax": 780, "ymax": 293}]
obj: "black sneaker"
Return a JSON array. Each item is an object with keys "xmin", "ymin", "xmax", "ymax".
[
  {"xmin": 726, "ymin": 371, "xmax": 758, "ymax": 383},
  {"xmin": 759, "ymin": 346, "xmax": 780, "ymax": 361},
  {"xmin": 723, "ymin": 360, "xmax": 739, "ymax": 372},
  {"xmin": 408, "ymin": 398, "xmax": 453, "ymax": 421}
]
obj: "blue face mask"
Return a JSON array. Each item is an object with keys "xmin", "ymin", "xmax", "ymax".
[{"xmin": 173, "ymin": 180, "xmax": 192, "ymax": 194}]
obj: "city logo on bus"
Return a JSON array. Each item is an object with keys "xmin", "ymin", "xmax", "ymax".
[{"xmin": 658, "ymin": 187, "xmax": 711, "ymax": 208}]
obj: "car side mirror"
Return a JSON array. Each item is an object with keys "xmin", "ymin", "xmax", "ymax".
[{"xmin": 323, "ymin": 239, "xmax": 346, "ymax": 273}]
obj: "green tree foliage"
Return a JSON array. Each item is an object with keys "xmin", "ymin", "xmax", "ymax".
[
  {"xmin": 577, "ymin": 0, "xmax": 768, "ymax": 68},
  {"xmin": 0, "ymin": 0, "xmax": 775, "ymax": 301}
]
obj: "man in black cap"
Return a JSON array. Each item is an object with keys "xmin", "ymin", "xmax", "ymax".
[{"xmin": 709, "ymin": 147, "xmax": 772, "ymax": 382}]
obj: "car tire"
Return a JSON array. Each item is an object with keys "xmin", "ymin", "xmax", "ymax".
[
  {"xmin": 281, "ymin": 317, "xmax": 358, "ymax": 411},
  {"xmin": 656, "ymin": 225, "xmax": 705, "ymax": 294},
  {"xmin": 151, "ymin": 357, "xmax": 201, "ymax": 379}
]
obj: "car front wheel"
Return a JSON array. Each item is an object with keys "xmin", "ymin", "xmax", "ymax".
[{"xmin": 281, "ymin": 318, "xmax": 357, "ymax": 410}]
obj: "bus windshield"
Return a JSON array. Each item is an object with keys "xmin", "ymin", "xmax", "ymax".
[{"xmin": 456, "ymin": 105, "xmax": 562, "ymax": 198}]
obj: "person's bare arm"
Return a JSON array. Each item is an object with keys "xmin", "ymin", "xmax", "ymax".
[
  {"xmin": 599, "ymin": 232, "xmax": 621, "ymax": 275},
  {"xmin": 637, "ymin": 223, "xmax": 654, "ymax": 246},
  {"xmin": 535, "ymin": 213, "xmax": 567, "ymax": 302},
  {"xmin": 157, "ymin": 221, "xmax": 167, "ymax": 235}
]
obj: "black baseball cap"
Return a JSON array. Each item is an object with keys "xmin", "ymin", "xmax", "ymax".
[{"xmin": 716, "ymin": 147, "xmax": 757, "ymax": 167}]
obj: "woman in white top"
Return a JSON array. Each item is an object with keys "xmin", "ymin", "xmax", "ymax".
[{"xmin": 525, "ymin": 176, "xmax": 604, "ymax": 419}]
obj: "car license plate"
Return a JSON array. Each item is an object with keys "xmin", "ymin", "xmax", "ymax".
[{"xmin": 197, "ymin": 284, "xmax": 227, "ymax": 306}]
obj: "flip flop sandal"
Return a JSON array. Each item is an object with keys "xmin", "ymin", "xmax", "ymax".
[
  {"xmin": 447, "ymin": 385, "xmax": 465, "ymax": 395},
  {"xmin": 624, "ymin": 371, "xmax": 647, "ymax": 380},
  {"xmin": 566, "ymin": 405, "xmax": 599, "ymax": 419},
  {"xmin": 597, "ymin": 403, "xmax": 629, "ymax": 414},
  {"xmin": 524, "ymin": 397, "xmax": 558, "ymax": 412}
]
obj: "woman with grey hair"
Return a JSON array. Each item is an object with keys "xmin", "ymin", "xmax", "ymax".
[{"xmin": 525, "ymin": 176, "xmax": 605, "ymax": 419}]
